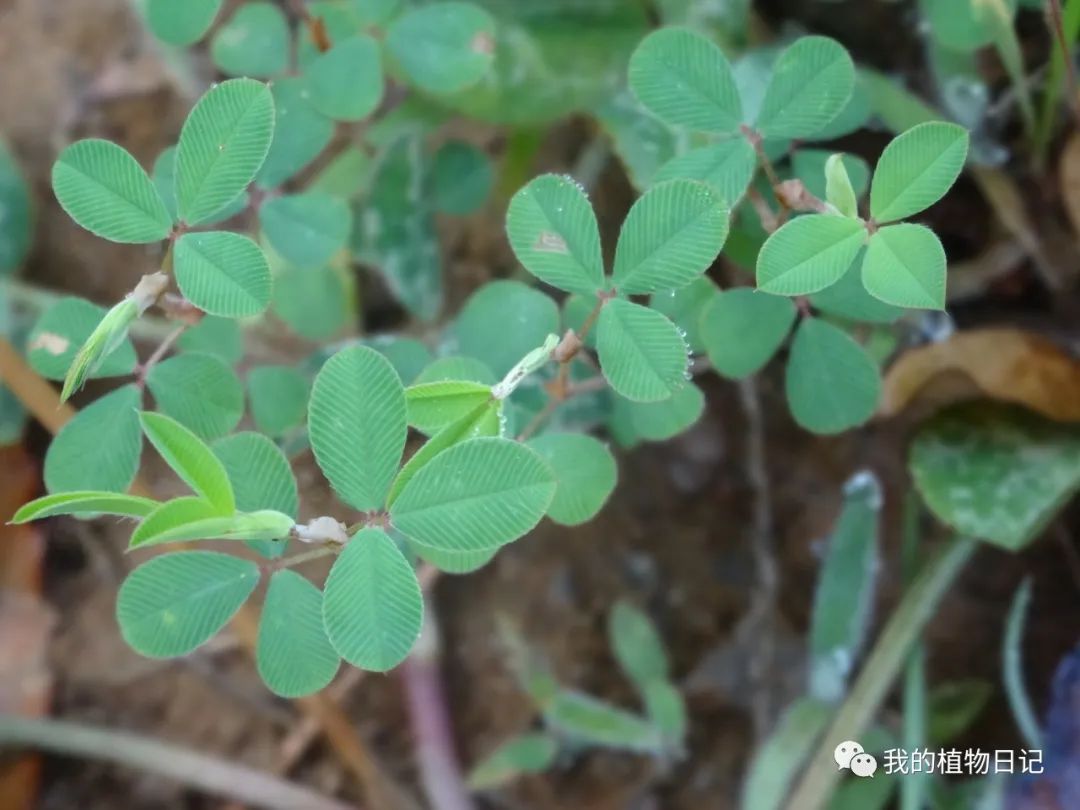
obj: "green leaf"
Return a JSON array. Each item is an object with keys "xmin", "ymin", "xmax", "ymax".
[
  {"xmin": 642, "ymin": 680, "xmax": 686, "ymax": 747},
  {"xmin": 257, "ymin": 78, "xmax": 335, "ymax": 189},
  {"xmin": 526, "ymin": 433, "xmax": 616, "ymax": 526},
  {"xmin": 756, "ymin": 215, "xmax": 865, "ymax": 296},
  {"xmin": 117, "ymin": 551, "xmax": 259, "ymax": 657},
  {"xmin": 391, "ymin": 437, "xmax": 555, "ymax": 552},
  {"xmin": 653, "ymin": 139, "xmax": 757, "ymax": 207},
  {"xmin": 358, "ymin": 136, "xmax": 441, "ymax": 320},
  {"xmin": 544, "ymin": 690, "xmax": 664, "ymax": 753},
  {"xmin": 791, "ymin": 150, "xmax": 871, "ymax": 201},
  {"xmin": 152, "ymin": 146, "xmax": 179, "ymax": 221},
  {"xmin": 928, "ymin": 679, "xmax": 993, "ymax": 746},
  {"xmin": 825, "ymin": 153, "xmax": 858, "ymax": 218},
  {"xmin": 386, "ymin": 2, "xmax": 495, "ymax": 95},
  {"xmin": 505, "ymin": 174, "xmax": 605, "ymax": 298},
  {"xmin": 612, "ymin": 382, "xmax": 705, "ymax": 442},
  {"xmin": 323, "ymin": 528, "xmax": 423, "ymax": 671},
  {"xmin": 365, "ymin": 336, "xmax": 432, "ymax": 385},
  {"xmin": 406, "ymin": 381, "xmax": 493, "ymax": 436},
  {"xmin": 389, "ymin": 400, "xmax": 500, "ymax": 509},
  {"xmin": 273, "ymin": 265, "xmax": 350, "ymax": 341},
  {"xmin": 247, "ymin": 365, "xmax": 308, "ymax": 437},
  {"xmin": 649, "ymin": 277, "xmax": 718, "ymax": 354},
  {"xmin": 755, "ymin": 36, "xmax": 855, "ymax": 139},
  {"xmin": 628, "ymin": 27, "xmax": 741, "ymax": 133},
  {"xmin": 594, "ymin": 87, "xmax": 680, "ymax": 192},
  {"xmin": 211, "ymin": 2, "xmax": 289, "ymax": 78},
  {"xmin": 431, "ymin": 141, "xmax": 493, "ymax": 215},
  {"xmin": 862, "ymin": 223, "xmax": 946, "ymax": 309},
  {"xmin": 310, "ymin": 145, "xmax": 372, "ymax": 200},
  {"xmin": 467, "ymin": 733, "xmax": 558, "ymax": 790},
  {"xmin": 174, "ymin": 231, "xmax": 271, "ymax": 318},
  {"xmin": 608, "ymin": 600, "xmax": 668, "ymax": 684},
  {"xmin": 13, "ymin": 491, "xmax": 158, "ymax": 523},
  {"xmin": 258, "ymin": 570, "xmax": 340, "ymax": 697},
  {"xmin": 742, "ymin": 697, "xmax": 831, "ymax": 810},
  {"xmin": 147, "ymin": 352, "xmax": 245, "ymax": 440},
  {"xmin": 52, "ymin": 139, "xmax": 173, "ymax": 243},
  {"xmin": 407, "ymin": 538, "xmax": 498, "ymax": 575},
  {"xmin": 808, "ymin": 261, "xmax": 903, "ymax": 325},
  {"xmin": 923, "ymin": 0, "xmax": 1018, "ymax": 52},
  {"xmin": 130, "ymin": 502, "xmax": 294, "ymax": 549},
  {"xmin": 176, "ymin": 79, "xmax": 274, "ymax": 225},
  {"xmin": 214, "ymin": 431, "xmax": 298, "ymax": 559},
  {"xmin": 146, "ymin": 0, "xmax": 222, "ymax": 45},
  {"xmin": 27, "ymin": 297, "xmax": 137, "ymax": 381},
  {"xmin": 869, "ymin": 122, "xmax": 969, "ymax": 223},
  {"xmin": 596, "ymin": 299, "xmax": 689, "ymax": 403},
  {"xmin": 701, "ymin": 288, "xmax": 795, "ymax": 379},
  {"xmin": 260, "ymin": 192, "xmax": 351, "ymax": 269},
  {"xmin": 785, "ymin": 317, "xmax": 880, "ymax": 434},
  {"xmin": 449, "ymin": 280, "xmax": 560, "ymax": 378},
  {"xmin": 415, "ymin": 356, "xmax": 495, "ymax": 385},
  {"xmin": 808, "ymin": 471, "xmax": 881, "ymax": 702},
  {"xmin": 44, "ymin": 384, "xmax": 142, "ymax": 494},
  {"xmin": 140, "ymin": 411, "xmax": 235, "ymax": 513},
  {"xmin": 305, "ymin": 35, "xmax": 383, "ymax": 121},
  {"xmin": 0, "ymin": 140, "xmax": 32, "ymax": 272},
  {"xmin": 611, "ymin": 179, "xmax": 728, "ymax": 295},
  {"xmin": 178, "ymin": 315, "xmax": 244, "ymax": 364},
  {"xmin": 911, "ymin": 404, "xmax": 1080, "ymax": 550},
  {"xmin": 309, "ymin": 346, "xmax": 406, "ymax": 511},
  {"xmin": 127, "ymin": 496, "xmax": 215, "ymax": 547}
]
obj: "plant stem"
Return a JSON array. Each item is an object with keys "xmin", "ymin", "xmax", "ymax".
[
  {"xmin": 136, "ymin": 323, "xmax": 187, "ymax": 385},
  {"xmin": 783, "ymin": 537, "xmax": 978, "ymax": 810},
  {"xmin": 263, "ymin": 545, "xmax": 339, "ymax": 573},
  {"xmin": 1003, "ymin": 577, "xmax": 1044, "ymax": 750},
  {"xmin": 1037, "ymin": 0, "xmax": 1080, "ymax": 162},
  {"xmin": 401, "ymin": 609, "xmax": 475, "ymax": 810},
  {"xmin": 0, "ymin": 714, "xmax": 357, "ymax": 810},
  {"xmin": 899, "ymin": 490, "xmax": 928, "ymax": 810}
]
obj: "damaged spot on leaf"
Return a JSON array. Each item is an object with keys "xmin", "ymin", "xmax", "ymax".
[
  {"xmin": 534, "ymin": 231, "xmax": 569, "ymax": 254},
  {"xmin": 470, "ymin": 31, "xmax": 494, "ymax": 56},
  {"xmin": 28, "ymin": 332, "xmax": 69, "ymax": 356}
]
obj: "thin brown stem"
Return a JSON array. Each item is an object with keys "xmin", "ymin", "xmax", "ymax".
[
  {"xmin": 262, "ymin": 545, "xmax": 338, "ymax": 573},
  {"xmin": 135, "ymin": 324, "xmax": 187, "ymax": 390}
]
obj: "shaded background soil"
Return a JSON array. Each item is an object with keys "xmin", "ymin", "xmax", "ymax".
[{"xmin": 2, "ymin": 1, "xmax": 1080, "ymax": 808}]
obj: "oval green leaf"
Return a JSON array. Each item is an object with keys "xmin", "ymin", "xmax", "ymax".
[
  {"xmin": 323, "ymin": 528, "xmax": 422, "ymax": 672},
  {"xmin": 13, "ymin": 491, "xmax": 159, "ymax": 523},
  {"xmin": 596, "ymin": 299, "xmax": 689, "ymax": 403},
  {"xmin": 305, "ymin": 35, "xmax": 383, "ymax": 121},
  {"xmin": 258, "ymin": 570, "xmax": 340, "ymax": 697},
  {"xmin": 257, "ymin": 78, "xmax": 334, "ymax": 189},
  {"xmin": 756, "ymin": 214, "xmax": 865, "ymax": 296},
  {"xmin": 869, "ymin": 122, "xmax": 969, "ymax": 223},
  {"xmin": 527, "ymin": 433, "xmax": 616, "ymax": 526},
  {"xmin": 406, "ymin": 380, "xmax": 493, "ymax": 436},
  {"xmin": 862, "ymin": 223, "xmax": 946, "ymax": 310},
  {"xmin": 52, "ymin": 139, "xmax": 173, "ymax": 244},
  {"xmin": 259, "ymin": 192, "xmax": 351, "ymax": 268},
  {"xmin": 386, "ymin": 2, "xmax": 496, "ymax": 95},
  {"xmin": 211, "ymin": 2, "xmax": 289, "ymax": 78},
  {"xmin": 146, "ymin": 0, "xmax": 222, "ymax": 45},
  {"xmin": 701, "ymin": 288, "xmax": 796, "ymax": 379},
  {"xmin": 246, "ymin": 365, "xmax": 309, "ymax": 437},
  {"xmin": 140, "ymin": 410, "xmax": 235, "ymax": 514},
  {"xmin": 28, "ymin": 297, "xmax": 137, "ymax": 381},
  {"xmin": 146, "ymin": 352, "xmax": 245, "ymax": 441},
  {"xmin": 174, "ymin": 231, "xmax": 271, "ymax": 317},
  {"xmin": 755, "ymin": 36, "xmax": 854, "ymax": 140},
  {"xmin": 653, "ymin": 139, "xmax": 757, "ymax": 207}
]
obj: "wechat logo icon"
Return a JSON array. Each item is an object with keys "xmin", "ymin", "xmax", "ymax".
[{"xmin": 834, "ymin": 741, "xmax": 877, "ymax": 778}]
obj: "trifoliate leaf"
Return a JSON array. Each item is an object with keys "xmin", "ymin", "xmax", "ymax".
[
  {"xmin": 869, "ymin": 122, "xmax": 969, "ymax": 223},
  {"xmin": 210, "ymin": 2, "xmax": 289, "ymax": 78},
  {"xmin": 506, "ymin": 174, "xmax": 605, "ymax": 298},
  {"xmin": 260, "ymin": 192, "xmax": 351, "ymax": 268},
  {"xmin": 146, "ymin": 0, "xmax": 222, "ymax": 45},
  {"xmin": 52, "ymin": 139, "xmax": 173, "ymax": 243},
  {"xmin": 44, "ymin": 384, "xmax": 142, "ymax": 494},
  {"xmin": 431, "ymin": 141, "xmax": 493, "ymax": 215},
  {"xmin": 527, "ymin": 433, "xmax": 616, "ymax": 526},
  {"xmin": 701, "ymin": 288, "xmax": 796, "ymax": 379},
  {"xmin": 628, "ymin": 27, "xmax": 741, "ymax": 133},
  {"xmin": 175, "ymin": 79, "xmax": 274, "ymax": 225},
  {"xmin": 13, "ymin": 491, "xmax": 159, "ymax": 523},
  {"xmin": 246, "ymin": 365, "xmax": 309, "ymax": 437},
  {"xmin": 386, "ymin": 2, "xmax": 496, "ymax": 95},
  {"xmin": 612, "ymin": 179, "xmax": 728, "ymax": 295},
  {"xmin": 755, "ymin": 36, "xmax": 855, "ymax": 139},
  {"xmin": 174, "ymin": 231, "xmax": 271, "ymax": 317},
  {"xmin": 785, "ymin": 318, "xmax": 880, "ymax": 434},
  {"xmin": 305, "ymin": 35, "xmax": 383, "ymax": 121},
  {"xmin": 653, "ymin": 139, "xmax": 757, "ymax": 207},
  {"xmin": 117, "ymin": 551, "xmax": 259, "ymax": 657},
  {"xmin": 309, "ymin": 346, "xmax": 406, "ymax": 511},
  {"xmin": 257, "ymin": 78, "xmax": 334, "ymax": 189},
  {"xmin": 911, "ymin": 404, "xmax": 1080, "ymax": 551},
  {"xmin": 146, "ymin": 352, "xmax": 244, "ymax": 440},
  {"xmin": 862, "ymin": 223, "xmax": 946, "ymax": 309},
  {"xmin": 140, "ymin": 410, "xmax": 235, "ymax": 514},
  {"xmin": 273, "ymin": 265, "xmax": 350, "ymax": 341},
  {"xmin": 323, "ymin": 528, "xmax": 422, "ymax": 671},
  {"xmin": 756, "ymin": 215, "xmax": 865, "ymax": 296},
  {"xmin": 214, "ymin": 431, "xmax": 298, "ymax": 559},
  {"xmin": 391, "ymin": 437, "xmax": 556, "ymax": 552},
  {"xmin": 27, "ymin": 297, "xmax": 137, "ymax": 381},
  {"xmin": 258, "ymin": 570, "xmax": 340, "ymax": 697},
  {"xmin": 596, "ymin": 299, "xmax": 689, "ymax": 402},
  {"xmin": 449, "ymin": 280, "xmax": 560, "ymax": 378},
  {"xmin": 467, "ymin": 733, "xmax": 559, "ymax": 790}
]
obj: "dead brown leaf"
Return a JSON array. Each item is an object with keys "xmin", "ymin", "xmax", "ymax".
[{"xmin": 879, "ymin": 328, "xmax": 1080, "ymax": 422}]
